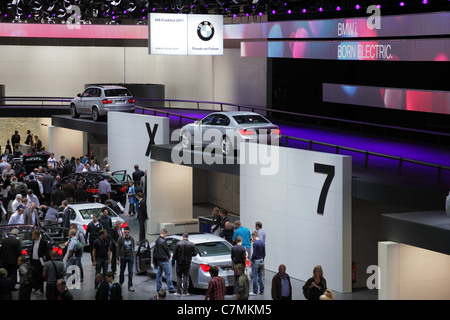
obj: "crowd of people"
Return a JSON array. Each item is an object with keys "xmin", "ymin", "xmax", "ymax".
[
  {"xmin": 0, "ymin": 143, "xmax": 149, "ymax": 300},
  {"xmin": 154, "ymin": 207, "xmax": 334, "ymax": 301},
  {"xmin": 0, "ymin": 133, "xmax": 334, "ymax": 301}
]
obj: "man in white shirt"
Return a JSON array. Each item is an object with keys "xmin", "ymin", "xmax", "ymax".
[
  {"xmin": 8, "ymin": 207, "xmax": 25, "ymax": 225},
  {"xmin": 27, "ymin": 189, "xmax": 40, "ymax": 207},
  {"xmin": 75, "ymin": 158, "xmax": 85, "ymax": 173},
  {"xmin": 90, "ymin": 160, "xmax": 100, "ymax": 172},
  {"xmin": 11, "ymin": 194, "xmax": 23, "ymax": 213},
  {"xmin": 47, "ymin": 153, "xmax": 58, "ymax": 169}
]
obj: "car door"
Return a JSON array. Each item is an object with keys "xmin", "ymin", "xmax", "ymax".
[
  {"xmin": 198, "ymin": 114, "xmax": 217, "ymax": 146},
  {"xmin": 111, "ymin": 170, "xmax": 132, "ymax": 187},
  {"xmin": 135, "ymin": 239, "xmax": 152, "ymax": 274},
  {"xmin": 78, "ymin": 88, "xmax": 91, "ymax": 113},
  {"xmin": 83, "ymin": 88, "xmax": 98, "ymax": 113},
  {"xmin": 211, "ymin": 114, "xmax": 231, "ymax": 148}
]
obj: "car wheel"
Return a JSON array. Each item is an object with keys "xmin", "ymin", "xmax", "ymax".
[
  {"xmin": 92, "ymin": 107, "xmax": 101, "ymax": 121},
  {"xmin": 70, "ymin": 104, "xmax": 80, "ymax": 118},
  {"xmin": 181, "ymin": 131, "xmax": 191, "ymax": 149},
  {"xmin": 222, "ymin": 135, "xmax": 232, "ymax": 156}
]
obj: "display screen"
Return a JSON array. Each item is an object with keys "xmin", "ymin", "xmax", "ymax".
[
  {"xmin": 241, "ymin": 38, "xmax": 450, "ymax": 62},
  {"xmin": 148, "ymin": 13, "xmax": 223, "ymax": 55},
  {"xmin": 225, "ymin": 11, "xmax": 450, "ymax": 40},
  {"xmin": 323, "ymin": 83, "xmax": 450, "ymax": 115}
]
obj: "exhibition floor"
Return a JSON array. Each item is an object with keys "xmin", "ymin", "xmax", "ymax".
[{"xmin": 2, "ymin": 212, "xmax": 377, "ymax": 301}]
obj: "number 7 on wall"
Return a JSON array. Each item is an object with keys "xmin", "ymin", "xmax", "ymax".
[{"xmin": 314, "ymin": 163, "xmax": 335, "ymax": 215}]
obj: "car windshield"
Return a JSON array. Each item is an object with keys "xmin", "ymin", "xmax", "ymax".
[
  {"xmin": 15, "ymin": 230, "xmax": 48, "ymax": 245},
  {"xmin": 104, "ymin": 89, "xmax": 132, "ymax": 97},
  {"xmin": 196, "ymin": 241, "xmax": 232, "ymax": 257},
  {"xmin": 87, "ymin": 174, "xmax": 120, "ymax": 184},
  {"xmin": 78, "ymin": 208, "xmax": 117, "ymax": 220},
  {"xmin": 233, "ymin": 115, "xmax": 270, "ymax": 124}
]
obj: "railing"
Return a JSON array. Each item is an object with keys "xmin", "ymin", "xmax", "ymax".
[
  {"xmin": 0, "ymin": 97, "xmax": 71, "ymax": 108},
  {"xmin": 135, "ymin": 103, "xmax": 450, "ymax": 185},
  {"xmin": 134, "ymin": 98, "xmax": 450, "ymax": 138},
  {"xmin": 1, "ymin": 96, "xmax": 450, "ymax": 184},
  {"xmin": 281, "ymin": 135, "xmax": 450, "ymax": 184}
]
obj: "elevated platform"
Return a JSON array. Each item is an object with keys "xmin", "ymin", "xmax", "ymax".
[
  {"xmin": 52, "ymin": 115, "xmax": 107, "ymax": 136},
  {"xmin": 380, "ymin": 211, "xmax": 450, "ymax": 256},
  {"xmin": 150, "ymin": 143, "xmax": 240, "ymax": 176}
]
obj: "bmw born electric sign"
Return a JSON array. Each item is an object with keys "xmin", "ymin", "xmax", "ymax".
[{"xmin": 149, "ymin": 13, "xmax": 223, "ymax": 56}]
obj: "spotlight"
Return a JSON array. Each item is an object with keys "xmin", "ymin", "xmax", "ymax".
[
  {"xmin": 243, "ymin": 4, "xmax": 252, "ymax": 16},
  {"xmin": 399, "ymin": 1, "xmax": 405, "ymax": 6},
  {"xmin": 269, "ymin": 3, "xmax": 277, "ymax": 14},
  {"xmin": 318, "ymin": 7, "xmax": 323, "ymax": 11},
  {"xmin": 230, "ymin": 5, "xmax": 240, "ymax": 16},
  {"xmin": 336, "ymin": 6, "xmax": 341, "ymax": 11},
  {"xmin": 355, "ymin": 4, "xmax": 360, "ymax": 9},
  {"xmin": 422, "ymin": 0, "xmax": 428, "ymax": 3},
  {"xmin": 255, "ymin": 4, "xmax": 265, "ymax": 15}
]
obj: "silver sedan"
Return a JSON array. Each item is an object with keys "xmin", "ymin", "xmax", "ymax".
[
  {"xmin": 179, "ymin": 111, "xmax": 280, "ymax": 155},
  {"xmin": 146, "ymin": 233, "xmax": 235, "ymax": 290}
]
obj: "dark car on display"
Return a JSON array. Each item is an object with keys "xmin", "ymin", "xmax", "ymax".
[
  {"xmin": 8, "ymin": 152, "xmax": 51, "ymax": 178},
  {"xmin": 0, "ymin": 225, "xmax": 66, "ymax": 261},
  {"xmin": 70, "ymin": 85, "xmax": 136, "ymax": 121},
  {"xmin": 60, "ymin": 172, "xmax": 128, "ymax": 205}
]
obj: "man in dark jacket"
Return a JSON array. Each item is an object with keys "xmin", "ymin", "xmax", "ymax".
[
  {"xmin": 136, "ymin": 192, "xmax": 148, "ymax": 242},
  {"xmin": 172, "ymin": 233, "xmax": 198, "ymax": 296},
  {"xmin": 153, "ymin": 228, "xmax": 174, "ymax": 293},
  {"xmin": 0, "ymin": 229, "xmax": 22, "ymax": 289},
  {"xmin": 271, "ymin": 264, "xmax": 292, "ymax": 300},
  {"xmin": 95, "ymin": 273, "xmax": 109, "ymax": 300},
  {"xmin": 30, "ymin": 229, "xmax": 49, "ymax": 293},
  {"xmin": 85, "ymin": 213, "xmax": 103, "ymax": 262}
]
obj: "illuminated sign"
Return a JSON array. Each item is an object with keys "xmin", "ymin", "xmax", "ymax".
[{"xmin": 149, "ymin": 13, "xmax": 223, "ymax": 56}]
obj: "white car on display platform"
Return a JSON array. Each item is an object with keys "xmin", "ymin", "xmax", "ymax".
[
  {"xmin": 70, "ymin": 85, "xmax": 135, "ymax": 121},
  {"xmin": 179, "ymin": 111, "xmax": 281, "ymax": 155},
  {"xmin": 58, "ymin": 202, "xmax": 126, "ymax": 237}
]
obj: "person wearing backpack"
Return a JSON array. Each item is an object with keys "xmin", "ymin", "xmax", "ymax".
[
  {"xmin": 70, "ymin": 224, "xmax": 85, "ymax": 283},
  {"xmin": 65, "ymin": 229, "xmax": 80, "ymax": 285},
  {"xmin": 105, "ymin": 271, "xmax": 122, "ymax": 300},
  {"xmin": 43, "ymin": 251, "xmax": 66, "ymax": 300},
  {"xmin": 17, "ymin": 255, "xmax": 32, "ymax": 300}
]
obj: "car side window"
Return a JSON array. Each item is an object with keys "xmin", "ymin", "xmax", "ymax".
[
  {"xmin": 81, "ymin": 88, "xmax": 90, "ymax": 97},
  {"xmin": 93, "ymin": 88, "xmax": 101, "ymax": 97},
  {"xmin": 202, "ymin": 115, "xmax": 216, "ymax": 125},
  {"xmin": 166, "ymin": 239, "xmax": 179, "ymax": 253},
  {"xmin": 214, "ymin": 115, "xmax": 230, "ymax": 126},
  {"xmin": 70, "ymin": 208, "xmax": 76, "ymax": 220}
]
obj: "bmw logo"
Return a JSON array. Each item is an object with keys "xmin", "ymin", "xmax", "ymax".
[{"xmin": 197, "ymin": 21, "xmax": 215, "ymax": 41}]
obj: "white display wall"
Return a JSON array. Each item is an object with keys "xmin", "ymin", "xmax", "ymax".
[
  {"xmin": 240, "ymin": 146, "xmax": 352, "ymax": 293},
  {"xmin": 0, "ymin": 46, "xmax": 266, "ymax": 108},
  {"xmin": 107, "ymin": 112, "xmax": 169, "ymax": 175},
  {"xmin": 379, "ymin": 241, "xmax": 450, "ymax": 300}
]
